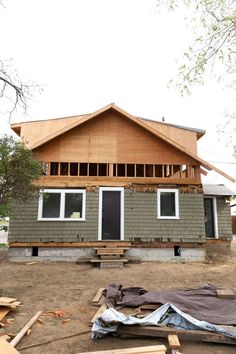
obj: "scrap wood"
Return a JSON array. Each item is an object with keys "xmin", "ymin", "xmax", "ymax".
[
  {"xmin": 25, "ymin": 261, "xmax": 38, "ymax": 265},
  {"xmin": 0, "ymin": 339, "xmax": 20, "ymax": 354},
  {"xmin": 77, "ymin": 344, "xmax": 167, "ymax": 354},
  {"xmin": 0, "ymin": 297, "xmax": 17, "ymax": 304},
  {"xmin": 0, "ymin": 308, "xmax": 10, "ymax": 321},
  {"xmin": 92, "ymin": 288, "xmax": 106, "ymax": 305},
  {"xmin": 139, "ymin": 304, "xmax": 159, "ymax": 311},
  {"xmin": 6, "ymin": 319, "xmax": 14, "ymax": 324},
  {"xmin": 10, "ymin": 311, "xmax": 43, "ymax": 347},
  {"xmin": 0, "ymin": 334, "xmax": 10, "ymax": 341},
  {"xmin": 62, "ymin": 319, "xmax": 71, "ymax": 324},
  {"xmin": 42, "ymin": 310, "xmax": 65, "ymax": 317},
  {"xmin": 0, "ymin": 302, "xmax": 17, "ymax": 309},
  {"xmin": 117, "ymin": 325, "xmax": 236, "ymax": 345},
  {"xmin": 168, "ymin": 335, "xmax": 180, "ymax": 349},
  {"xmin": 90, "ymin": 303, "xmax": 107, "ymax": 324},
  {"xmin": 0, "ymin": 299, "xmax": 21, "ymax": 310},
  {"xmin": 216, "ymin": 289, "xmax": 235, "ymax": 299}
]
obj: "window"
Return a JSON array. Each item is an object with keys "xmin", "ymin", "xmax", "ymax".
[
  {"xmin": 70, "ymin": 163, "xmax": 78, "ymax": 176},
  {"xmin": 50, "ymin": 162, "xmax": 59, "ymax": 175},
  {"xmin": 38, "ymin": 189, "xmax": 86, "ymax": 221},
  {"xmin": 60, "ymin": 163, "xmax": 68, "ymax": 176},
  {"xmin": 157, "ymin": 189, "xmax": 179, "ymax": 219}
]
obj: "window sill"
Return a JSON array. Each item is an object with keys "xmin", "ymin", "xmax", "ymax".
[
  {"xmin": 37, "ymin": 218, "xmax": 86, "ymax": 222},
  {"xmin": 157, "ymin": 216, "xmax": 180, "ymax": 220}
]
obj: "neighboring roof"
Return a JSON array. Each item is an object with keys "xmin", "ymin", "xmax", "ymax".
[
  {"xmin": 138, "ymin": 116, "xmax": 205, "ymax": 139},
  {"xmin": 203, "ymin": 184, "xmax": 236, "ymax": 196},
  {"xmin": 10, "ymin": 103, "xmax": 236, "ymax": 183}
]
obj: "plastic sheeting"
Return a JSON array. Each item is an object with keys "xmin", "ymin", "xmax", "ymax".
[
  {"xmin": 92, "ymin": 303, "xmax": 236, "ymax": 340},
  {"xmin": 104, "ymin": 283, "xmax": 236, "ymax": 325}
]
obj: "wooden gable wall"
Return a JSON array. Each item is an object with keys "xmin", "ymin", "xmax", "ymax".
[
  {"xmin": 140, "ymin": 119, "xmax": 198, "ymax": 154},
  {"xmin": 34, "ymin": 110, "xmax": 198, "ymax": 165},
  {"xmin": 12, "ymin": 115, "xmax": 86, "ymax": 149}
]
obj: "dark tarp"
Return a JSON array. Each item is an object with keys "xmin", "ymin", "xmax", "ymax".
[{"xmin": 104, "ymin": 283, "xmax": 236, "ymax": 325}]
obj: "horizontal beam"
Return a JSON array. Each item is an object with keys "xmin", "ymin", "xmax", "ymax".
[
  {"xmin": 9, "ymin": 241, "xmax": 132, "ymax": 248},
  {"xmin": 34, "ymin": 176, "xmax": 201, "ymax": 187},
  {"xmin": 9, "ymin": 241, "xmax": 204, "ymax": 248},
  {"xmin": 118, "ymin": 325, "xmax": 236, "ymax": 345}
]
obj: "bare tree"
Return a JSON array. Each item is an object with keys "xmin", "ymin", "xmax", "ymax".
[
  {"xmin": 157, "ymin": 0, "xmax": 236, "ymax": 155},
  {"xmin": 0, "ymin": 59, "xmax": 34, "ymax": 117}
]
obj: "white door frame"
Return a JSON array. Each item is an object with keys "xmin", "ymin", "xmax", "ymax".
[{"xmin": 98, "ymin": 187, "xmax": 124, "ymax": 241}]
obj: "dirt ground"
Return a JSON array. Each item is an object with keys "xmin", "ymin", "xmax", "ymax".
[{"xmin": 1, "ymin": 245, "xmax": 236, "ymax": 354}]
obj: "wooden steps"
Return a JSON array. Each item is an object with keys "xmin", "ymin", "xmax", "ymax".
[{"xmin": 90, "ymin": 247, "xmax": 129, "ymax": 269}]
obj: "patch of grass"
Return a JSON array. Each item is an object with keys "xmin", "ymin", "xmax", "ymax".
[{"xmin": 0, "ymin": 243, "xmax": 7, "ymax": 248}]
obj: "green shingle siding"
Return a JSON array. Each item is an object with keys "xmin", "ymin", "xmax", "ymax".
[
  {"xmin": 124, "ymin": 191, "xmax": 205, "ymax": 241},
  {"xmin": 216, "ymin": 197, "xmax": 232, "ymax": 239},
  {"xmin": 8, "ymin": 189, "xmax": 232, "ymax": 243}
]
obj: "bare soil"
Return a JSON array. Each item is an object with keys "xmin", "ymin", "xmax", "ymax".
[{"xmin": 1, "ymin": 244, "xmax": 236, "ymax": 354}]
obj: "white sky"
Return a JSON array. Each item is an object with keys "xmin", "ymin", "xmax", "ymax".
[{"xmin": 0, "ymin": 0, "xmax": 235, "ymax": 191}]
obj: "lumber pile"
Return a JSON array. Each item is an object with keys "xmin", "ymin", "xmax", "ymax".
[
  {"xmin": 117, "ymin": 325, "xmax": 236, "ymax": 345},
  {"xmin": 0, "ymin": 297, "xmax": 21, "ymax": 323},
  {"xmin": 90, "ymin": 286, "xmax": 236, "ymax": 351},
  {"xmin": 77, "ymin": 344, "xmax": 167, "ymax": 354},
  {"xmin": 90, "ymin": 247, "xmax": 129, "ymax": 269}
]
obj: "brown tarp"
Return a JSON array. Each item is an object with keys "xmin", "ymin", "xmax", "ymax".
[{"xmin": 104, "ymin": 283, "xmax": 236, "ymax": 325}]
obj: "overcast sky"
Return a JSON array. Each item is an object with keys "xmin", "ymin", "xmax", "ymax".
[{"xmin": 0, "ymin": 0, "xmax": 235, "ymax": 190}]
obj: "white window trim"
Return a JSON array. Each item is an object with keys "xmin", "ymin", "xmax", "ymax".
[
  {"xmin": 38, "ymin": 189, "xmax": 86, "ymax": 221},
  {"xmin": 98, "ymin": 187, "xmax": 124, "ymax": 241},
  {"xmin": 204, "ymin": 196, "xmax": 219, "ymax": 239},
  {"xmin": 157, "ymin": 188, "xmax": 179, "ymax": 220}
]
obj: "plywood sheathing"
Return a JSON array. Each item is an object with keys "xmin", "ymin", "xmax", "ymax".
[
  {"xmin": 11, "ymin": 103, "xmax": 235, "ymax": 182},
  {"xmin": 33, "ymin": 110, "xmax": 199, "ymax": 165}
]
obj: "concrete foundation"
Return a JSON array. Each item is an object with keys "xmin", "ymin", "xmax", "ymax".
[
  {"xmin": 126, "ymin": 247, "xmax": 205, "ymax": 262},
  {"xmin": 8, "ymin": 246, "xmax": 206, "ymax": 262}
]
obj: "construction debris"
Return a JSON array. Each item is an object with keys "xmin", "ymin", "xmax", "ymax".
[
  {"xmin": 168, "ymin": 334, "xmax": 180, "ymax": 350},
  {"xmin": 77, "ymin": 344, "xmax": 167, "ymax": 354},
  {"xmin": 0, "ymin": 338, "xmax": 20, "ymax": 354},
  {"xmin": 90, "ymin": 303, "xmax": 107, "ymax": 325},
  {"xmin": 102, "ymin": 283, "xmax": 236, "ymax": 325},
  {"xmin": 92, "ymin": 288, "xmax": 106, "ymax": 305},
  {"xmin": 0, "ymin": 297, "xmax": 21, "ymax": 323},
  {"xmin": 62, "ymin": 319, "xmax": 71, "ymax": 324},
  {"xmin": 216, "ymin": 289, "xmax": 235, "ymax": 299},
  {"xmin": 10, "ymin": 311, "xmax": 43, "ymax": 347},
  {"xmin": 90, "ymin": 284, "xmax": 236, "ymax": 348},
  {"xmin": 118, "ymin": 325, "xmax": 236, "ymax": 345}
]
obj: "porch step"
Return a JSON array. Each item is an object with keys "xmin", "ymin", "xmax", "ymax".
[
  {"xmin": 94, "ymin": 248, "xmax": 129, "ymax": 256},
  {"xmin": 100, "ymin": 262, "xmax": 124, "ymax": 269},
  {"xmin": 91, "ymin": 247, "xmax": 129, "ymax": 268},
  {"xmin": 90, "ymin": 258, "xmax": 128, "ymax": 263},
  {"xmin": 100, "ymin": 255, "xmax": 121, "ymax": 259}
]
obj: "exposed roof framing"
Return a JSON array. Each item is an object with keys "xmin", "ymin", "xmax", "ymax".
[{"xmin": 11, "ymin": 103, "xmax": 235, "ymax": 183}]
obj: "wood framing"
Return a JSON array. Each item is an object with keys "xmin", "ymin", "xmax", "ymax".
[
  {"xmin": 11, "ymin": 103, "xmax": 235, "ymax": 182},
  {"xmin": 8, "ymin": 104, "xmax": 235, "ymax": 257}
]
